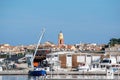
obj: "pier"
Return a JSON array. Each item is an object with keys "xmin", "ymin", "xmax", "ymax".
[
  {"xmin": 0, "ymin": 70, "xmax": 28, "ymax": 75},
  {"xmin": 0, "ymin": 70, "xmax": 120, "ymax": 75},
  {"xmin": 0, "ymin": 70, "xmax": 119, "ymax": 80}
]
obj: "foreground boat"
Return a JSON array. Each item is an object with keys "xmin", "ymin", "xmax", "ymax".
[{"xmin": 29, "ymin": 68, "xmax": 47, "ymax": 76}]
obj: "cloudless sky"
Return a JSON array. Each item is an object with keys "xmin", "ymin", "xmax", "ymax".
[{"xmin": 0, "ymin": 0, "xmax": 120, "ymax": 45}]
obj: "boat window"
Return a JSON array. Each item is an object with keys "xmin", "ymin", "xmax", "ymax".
[
  {"xmin": 101, "ymin": 60, "xmax": 111, "ymax": 63},
  {"xmin": 93, "ymin": 64, "xmax": 95, "ymax": 68},
  {"xmin": 97, "ymin": 64, "xmax": 99, "ymax": 68},
  {"xmin": 110, "ymin": 60, "xmax": 111, "ymax": 63},
  {"xmin": 101, "ymin": 65, "xmax": 105, "ymax": 68}
]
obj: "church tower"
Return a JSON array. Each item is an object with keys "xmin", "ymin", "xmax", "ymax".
[{"xmin": 58, "ymin": 31, "xmax": 64, "ymax": 47}]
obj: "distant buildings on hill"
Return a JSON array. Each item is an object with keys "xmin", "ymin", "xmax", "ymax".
[
  {"xmin": 0, "ymin": 31, "xmax": 120, "ymax": 55},
  {"xmin": 0, "ymin": 44, "xmax": 26, "ymax": 54}
]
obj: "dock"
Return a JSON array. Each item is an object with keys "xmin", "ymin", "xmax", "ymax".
[
  {"xmin": 0, "ymin": 70, "xmax": 120, "ymax": 75},
  {"xmin": 0, "ymin": 70, "xmax": 28, "ymax": 75}
]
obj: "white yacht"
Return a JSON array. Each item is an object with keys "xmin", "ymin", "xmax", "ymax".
[{"xmin": 77, "ymin": 62, "xmax": 89, "ymax": 71}]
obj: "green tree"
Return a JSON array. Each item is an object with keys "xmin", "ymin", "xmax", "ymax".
[{"xmin": 108, "ymin": 38, "xmax": 120, "ymax": 46}]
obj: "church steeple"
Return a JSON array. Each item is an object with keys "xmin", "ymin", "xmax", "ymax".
[{"xmin": 58, "ymin": 31, "xmax": 64, "ymax": 47}]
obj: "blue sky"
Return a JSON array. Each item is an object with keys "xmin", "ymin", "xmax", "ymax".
[{"xmin": 0, "ymin": 0, "xmax": 120, "ymax": 45}]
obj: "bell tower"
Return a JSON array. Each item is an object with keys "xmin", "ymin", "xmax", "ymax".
[{"xmin": 58, "ymin": 31, "xmax": 64, "ymax": 47}]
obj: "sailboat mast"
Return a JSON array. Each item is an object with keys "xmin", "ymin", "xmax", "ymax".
[{"xmin": 31, "ymin": 28, "xmax": 45, "ymax": 68}]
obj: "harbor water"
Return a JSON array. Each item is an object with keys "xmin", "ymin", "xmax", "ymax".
[{"xmin": 0, "ymin": 75, "xmax": 120, "ymax": 80}]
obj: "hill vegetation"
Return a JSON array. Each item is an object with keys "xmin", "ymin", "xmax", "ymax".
[{"xmin": 108, "ymin": 38, "xmax": 120, "ymax": 46}]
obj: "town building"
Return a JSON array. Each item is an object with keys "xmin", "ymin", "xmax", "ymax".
[
  {"xmin": 0, "ymin": 44, "xmax": 25, "ymax": 54},
  {"xmin": 105, "ymin": 44, "xmax": 120, "ymax": 54},
  {"xmin": 46, "ymin": 51, "xmax": 103, "ymax": 68}
]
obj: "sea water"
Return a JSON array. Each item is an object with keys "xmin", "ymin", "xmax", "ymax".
[{"xmin": 0, "ymin": 75, "xmax": 120, "ymax": 80}]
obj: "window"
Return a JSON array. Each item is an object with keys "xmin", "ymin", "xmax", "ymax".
[
  {"xmin": 54, "ymin": 55, "xmax": 58, "ymax": 57},
  {"xmin": 67, "ymin": 55, "xmax": 71, "ymax": 57},
  {"xmin": 87, "ymin": 55, "xmax": 91, "ymax": 57}
]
